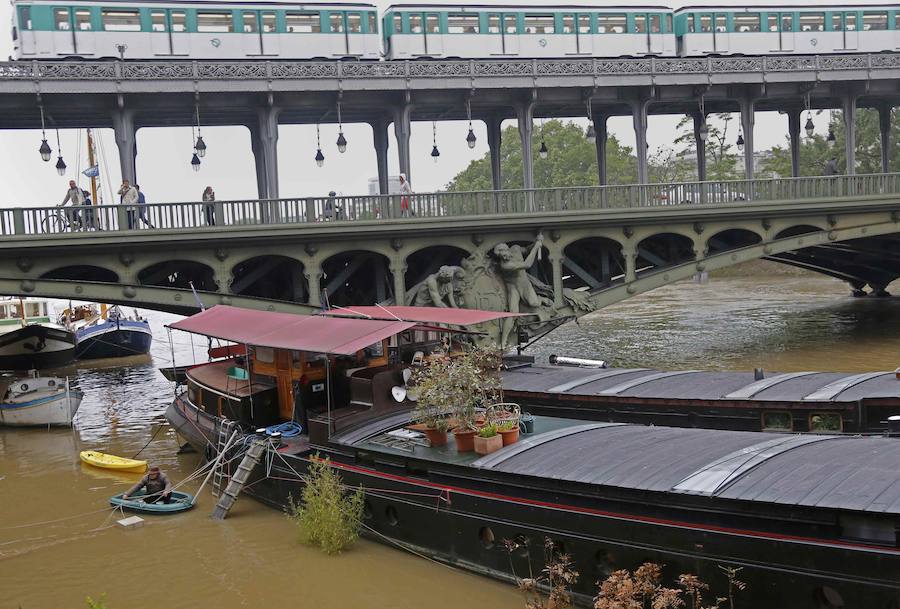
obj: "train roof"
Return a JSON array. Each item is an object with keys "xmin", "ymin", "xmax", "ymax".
[
  {"xmin": 675, "ymin": 3, "xmax": 900, "ymax": 11},
  {"xmin": 384, "ymin": 4, "xmax": 673, "ymax": 12},
  {"xmin": 14, "ymin": 0, "xmax": 377, "ymax": 7}
]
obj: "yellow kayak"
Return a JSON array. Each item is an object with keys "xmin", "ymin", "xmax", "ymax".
[{"xmin": 79, "ymin": 450, "xmax": 147, "ymax": 474}]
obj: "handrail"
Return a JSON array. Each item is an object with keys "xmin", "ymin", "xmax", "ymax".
[{"xmin": 2, "ymin": 172, "xmax": 898, "ymax": 238}]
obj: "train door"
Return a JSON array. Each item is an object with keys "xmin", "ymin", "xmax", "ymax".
[
  {"xmin": 345, "ymin": 12, "xmax": 364, "ymax": 56},
  {"xmin": 576, "ymin": 13, "xmax": 593, "ymax": 54},
  {"xmin": 501, "ymin": 13, "xmax": 518, "ymax": 54},
  {"xmin": 72, "ymin": 8, "xmax": 94, "ymax": 55},
  {"xmin": 169, "ymin": 11, "xmax": 188, "ymax": 55},
  {"xmin": 261, "ymin": 11, "xmax": 279, "ymax": 55},
  {"xmin": 780, "ymin": 13, "xmax": 795, "ymax": 51},
  {"xmin": 52, "ymin": 7, "xmax": 76, "ymax": 56},
  {"xmin": 423, "ymin": 12, "xmax": 442, "ymax": 55},
  {"xmin": 649, "ymin": 13, "xmax": 665, "ymax": 53},
  {"xmin": 843, "ymin": 12, "xmax": 859, "ymax": 50},
  {"xmin": 711, "ymin": 12, "xmax": 728, "ymax": 53},
  {"xmin": 17, "ymin": 6, "xmax": 37, "ymax": 55},
  {"xmin": 242, "ymin": 11, "xmax": 262, "ymax": 55},
  {"xmin": 150, "ymin": 10, "xmax": 170, "ymax": 54}
]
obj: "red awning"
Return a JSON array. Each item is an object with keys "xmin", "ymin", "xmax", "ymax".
[
  {"xmin": 319, "ymin": 305, "xmax": 520, "ymax": 326},
  {"xmin": 167, "ymin": 305, "xmax": 417, "ymax": 355}
]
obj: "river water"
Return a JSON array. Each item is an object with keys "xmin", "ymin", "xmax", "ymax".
[{"xmin": 1, "ymin": 273, "xmax": 898, "ymax": 609}]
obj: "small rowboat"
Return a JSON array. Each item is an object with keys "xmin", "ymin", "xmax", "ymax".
[
  {"xmin": 80, "ymin": 450, "xmax": 147, "ymax": 474},
  {"xmin": 109, "ymin": 490, "xmax": 194, "ymax": 514}
]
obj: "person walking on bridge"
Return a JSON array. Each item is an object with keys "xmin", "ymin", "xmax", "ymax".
[
  {"xmin": 202, "ymin": 186, "xmax": 216, "ymax": 226},
  {"xmin": 117, "ymin": 180, "xmax": 139, "ymax": 230},
  {"xmin": 399, "ymin": 173, "xmax": 413, "ymax": 217},
  {"xmin": 134, "ymin": 185, "xmax": 155, "ymax": 229}
]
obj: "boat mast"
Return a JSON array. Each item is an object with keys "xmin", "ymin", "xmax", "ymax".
[{"xmin": 87, "ymin": 129, "xmax": 107, "ymax": 321}]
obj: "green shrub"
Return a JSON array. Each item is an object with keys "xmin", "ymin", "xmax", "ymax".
[
  {"xmin": 497, "ymin": 420, "xmax": 518, "ymax": 432},
  {"xmin": 478, "ymin": 423, "xmax": 498, "ymax": 438},
  {"xmin": 287, "ymin": 455, "xmax": 365, "ymax": 555}
]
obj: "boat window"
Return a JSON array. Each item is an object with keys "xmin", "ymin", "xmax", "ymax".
[
  {"xmin": 800, "ymin": 13, "xmax": 824, "ymax": 32},
  {"xmin": 197, "ymin": 12, "xmax": 233, "ymax": 33},
  {"xmin": 699, "ymin": 14, "xmax": 712, "ymax": 33},
  {"xmin": 368, "ymin": 12, "xmax": 377, "ymax": 34},
  {"xmin": 487, "ymin": 14, "xmax": 500, "ymax": 33},
  {"xmin": 863, "ymin": 11, "xmax": 887, "ymax": 31},
  {"xmin": 330, "ymin": 14, "xmax": 343, "ymax": 33},
  {"xmin": 448, "ymin": 14, "xmax": 479, "ymax": 34},
  {"xmin": 54, "ymin": 8, "xmax": 70, "ymax": 30},
  {"xmin": 261, "ymin": 13, "xmax": 276, "ymax": 33},
  {"xmin": 243, "ymin": 13, "xmax": 258, "ymax": 33},
  {"xmin": 75, "ymin": 10, "xmax": 92, "ymax": 31},
  {"xmin": 762, "ymin": 411, "xmax": 792, "ymax": 431},
  {"xmin": 634, "ymin": 15, "xmax": 646, "ymax": 33},
  {"xmin": 364, "ymin": 341, "xmax": 385, "ymax": 359},
  {"xmin": 171, "ymin": 11, "xmax": 186, "ymax": 32},
  {"xmin": 810, "ymin": 412, "xmax": 842, "ymax": 432},
  {"xmin": 102, "ymin": 9, "xmax": 141, "ymax": 32},
  {"xmin": 840, "ymin": 514, "xmax": 896, "ymax": 544},
  {"xmin": 598, "ymin": 14, "xmax": 625, "ymax": 34},
  {"xmin": 561, "ymin": 14, "xmax": 574, "ymax": 34},
  {"xmin": 187, "ymin": 383, "xmax": 199, "ymax": 405},
  {"xmin": 425, "ymin": 14, "xmax": 439, "ymax": 34},
  {"xmin": 255, "ymin": 346, "xmax": 274, "ymax": 363},
  {"xmin": 734, "ymin": 13, "xmax": 760, "ymax": 32},
  {"xmin": 286, "ymin": 12, "xmax": 320, "ymax": 33},
  {"xmin": 408, "ymin": 14, "xmax": 422, "ymax": 34},
  {"xmin": 579, "ymin": 15, "xmax": 591, "ymax": 34},
  {"xmin": 504, "ymin": 14, "xmax": 517, "ymax": 34},
  {"xmin": 27, "ymin": 303, "xmax": 41, "ymax": 317},
  {"xmin": 151, "ymin": 11, "xmax": 166, "ymax": 32},
  {"xmin": 524, "ymin": 14, "xmax": 554, "ymax": 34}
]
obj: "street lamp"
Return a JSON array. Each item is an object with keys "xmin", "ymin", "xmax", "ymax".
[
  {"xmin": 431, "ymin": 121, "xmax": 440, "ymax": 162},
  {"xmin": 194, "ymin": 101, "xmax": 207, "ymax": 158},
  {"xmin": 465, "ymin": 99, "xmax": 476, "ymax": 149},
  {"xmin": 191, "ymin": 152, "xmax": 201, "ymax": 172},
  {"xmin": 336, "ymin": 101, "xmax": 347, "ymax": 153},
  {"xmin": 539, "ymin": 140, "xmax": 549, "ymax": 159},
  {"xmin": 38, "ymin": 105, "xmax": 51, "ymax": 162},
  {"xmin": 585, "ymin": 97, "xmax": 596, "ymax": 144},
  {"xmin": 315, "ymin": 123, "xmax": 325, "ymax": 167},
  {"xmin": 826, "ymin": 128, "xmax": 836, "ymax": 147},
  {"xmin": 804, "ymin": 115, "xmax": 815, "ymax": 138},
  {"xmin": 54, "ymin": 128, "xmax": 66, "ymax": 176},
  {"xmin": 736, "ymin": 132, "xmax": 745, "ymax": 152}
]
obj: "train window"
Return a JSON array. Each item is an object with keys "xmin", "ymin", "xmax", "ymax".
[
  {"xmin": 524, "ymin": 14, "xmax": 554, "ymax": 34},
  {"xmin": 762, "ymin": 411, "xmax": 792, "ymax": 431},
  {"xmin": 504, "ymin": 14, "xmax": 517, "ymax": 34},
  {"xmin": 243, "ymin": 13, "xmax": 258, "ymax": 33},
  {"xmin": 286, "ymin": 12, "xmax": 320, "ymax": 33},
  {"xmin": 863, "ymin": 12, "xmax": 887, "ymax": 31},
  {"xmin": 75, "ymin": 10, "xmax": 91, "ymax": 31},
  {"xmin": 330, "ymin": 14, "xmax": 343, "ymax": 33},
  {"xmin": 634, "ymin": 15, "xmax": 646, "ymax": 33},
  {"xmin": 54, "ymin": 8, "xmax": 70, "ymax": 30},
  {"xmin": 699, "ymin": 15, "xmax": 712, "ymax": 33},
  {"xmin": 799, "ymin": 13, "xmax": 823, "ymax": 32},
  {"xmin": 392, "ymin": 14, "xmax": 402, "ymax": 33},
  {"xmin": 666, "ymin": 14, "xmax": 672, "ymax": 33},
  {"xmin": 197, "ymin": 12, "xmax": 233, "ymax": 33},
  {"xmin": 262, "ymin": 13, "xmax": 275, "ymax": 33},
  {"xmin": 896, "ymin": 13, "xmax": 900, "ymax": 31},
  {"xmin": 846, "ymin": 13, "xmax": 857, "ymax": 31},
  {"xmin": 579, "ymin": 15, "xmax": 591, "ymax": 34},
  {"xmin": 368, "ymin": 13, "xmax": 377, "ymax": 34},
  {"xmin": 650, "ymin": 15, "xmax": 661, "ymax": 33},
  {"xmin": 734, "ymin": 14, "xmax": 760, "ymax": 32},
  {"xmin": 810, "ymin": 412, "xmax": 842, "ymax": 432},
  {"xmin": 562, "ymin": 15, "xmax": 575, "ymax": 34},
  {"xmin": 151, "ymin": 11, "xmax": 166, "ymax": 32},
  {"xmin": 487, "ymin": 14, "xmax": 500, "ymax": 33},
  {"xmin": 687, "ymin": 14, "xmax": 696, "ymax": 33},
  {"xmin": 598, "ymin": 14, "xmax": 625, "ymax": 33},
  {"xmin": 768, "ymin": 15, "xmax": 778, "ymax": 31},
  {"xmin": 409, "ymin": 14, "xmax": 422, "ymax": 33},
  {"xmin": 426, "ymin": 14, "xmax": 439, "ymax": 34},
  {"xmin": 347, "ymin": 13, "xmax": 361, "ymax": 33},
  {"xmin": 781, "ymin": 14, "xmax": 793, "ymax": 32},
  {"xmin": 103, "ymin": 10, "xmax": 141, "ymax": 32},
  {"xmin": 448, "ymin": 14, "xmax": 479, "ymax": 34},
  {"xmin": 715, "ymin": 14, "xmax": 726, "ymax": 32},
  {"xmin": 171, "ymin": 11, "xmax": 185, "ymax": 32},
  {"xmin": 19, "ymin": 6, "xmax": 32, "ymax": 29}
]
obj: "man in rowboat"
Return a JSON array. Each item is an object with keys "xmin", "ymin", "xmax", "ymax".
[{"xmin": 123, "ymin": 465, "xmax": 172, "ymax": 504}]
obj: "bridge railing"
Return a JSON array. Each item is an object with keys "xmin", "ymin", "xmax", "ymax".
[{"xmin": 4, "ymin": 172, "xmax": 900, "ymax": 237}]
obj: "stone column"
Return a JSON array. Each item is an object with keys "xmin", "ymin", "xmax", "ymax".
[
  {"xmin": 692, "ymin": 112, "xmax": 707, "ymax": 182},
  {"xmin": 592, "ymin": 111, "xmax": 609, "ymax": 185},
  {"xmin": 247, "ymin": 124, "xmax": 268, "ymax": 201},
  {"xmin": 255, "ymin": 106, "xmax": 280, "ymax": 199},
  {"xmin": 515, "ymin": 100, "xmax": 536, "ymax": 190},
  {"xmin": 390, "ymin": 254, "xmax": 407, "ymax": 305},
  {"xmin": 393, "ymin": 104, "xmax": 413, "ymax": 182},
  {"xmin": 112, "ymin": 109, "xmax": 137, "ymax": 184},
  {"xmin": 740, "ymin": 98, "xmax": 756, "ymax": 180},
  {"xmin": 371, "ymin": 117, "xmax": 391, "ymax": 195},
  {"xmin": 549, "ymin": 253, "xmax": 564, "ymax": 309},
  {"xmin": 485, "ymin": 115, "xmax": 503, "ymax": 190},
  {"xmin": 787, "ymin": 108, "xmax": 801, "ymax": 178},
  {"xmin": 304, "ymin": 264, "xmax": 322, "ymax": 307},
  {"xmin": 878, "ymin": 104, "xmax": 892, "ymax": 174},
  {"xmin": 621, "ymin": 244, "xmax": 637, "ymax": 283},
  {"xmin": 630, "ymin": 100, "xmax": 649, "ymax": 185},
  {"xmin": 842, "ymin": 94, "xmax": 857, "ymax": 175}
]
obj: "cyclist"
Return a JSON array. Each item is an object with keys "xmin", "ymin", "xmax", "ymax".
[{"xmin": 60, "ymin": 180, "xmax": 84, "ymax": 230}]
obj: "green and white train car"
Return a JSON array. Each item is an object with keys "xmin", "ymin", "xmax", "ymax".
[
  {"xmin": 12, "ymin": 0, "xmax": 381, "ymax": 59},
  {"xmin": 676, "ymin": 4, "xmax": 900, "ymax": 55},
  {"xmin": 382, "ymin": 4, "xmax": 676, "ymax": 59}
]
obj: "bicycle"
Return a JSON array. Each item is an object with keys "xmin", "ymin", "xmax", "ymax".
[{"xmin": 40, "ymin": 206, "xmax": 83, "ymax": 233}]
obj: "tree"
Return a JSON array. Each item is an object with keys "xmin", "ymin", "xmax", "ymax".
[
  {"xmin": 446, "ymin": 119, "xmax": 637, "ymax": 191},
  {"xmin": 669, "ymin": 112, "xmax": 743, "ymax": 182}
]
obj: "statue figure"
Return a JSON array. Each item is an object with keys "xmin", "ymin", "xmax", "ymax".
[
  {"xmin": 412, "ymin": 265, "xmax": 462, "ymax": 308},
  {"xmin": 492, "ymin": 236, "xmax": 552, "ymax": 346}
]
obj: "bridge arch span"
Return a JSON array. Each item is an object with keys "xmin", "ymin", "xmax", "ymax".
[
  {"xmin": 230, "ymin": 255, "xmax": 307, "ymax": 302},
  {"xmin": 705, "ymin": 229, "xmax": 764, "ymax": 256},
  {"xmin": 636, "ymin": 232, "xmax": 696, "ymax": 276},
  {"xmin": 563, "ymin": 237, "xmax": 626, "ymax": 291},
  {"xmin": 40, "ymin": 265, "xmax": 120, "ymax": 283},
  {"xmin": 137, "ymin": 260, "xmax": 218, "ymax": 292},
  {"xmin": 321, "ymin": 249, "xmax": 393, "ymax": 306},
  {"xmin": 404, "ymin": 245, "xmax": 472, "ymax": 298},
  {"xmin": 775, "ymin": 224, "xmax": 827, "ymax": 239}
]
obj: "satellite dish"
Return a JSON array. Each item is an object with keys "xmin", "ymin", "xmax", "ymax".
[
  {"xmin": 402, "ymin": 368, "xmax": 412, "ymax": 384},
  {"xmin": 391, "ymin": 386, "xmax": 407, "ymax": 403}
]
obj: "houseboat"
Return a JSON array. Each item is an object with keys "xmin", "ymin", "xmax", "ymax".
[
  {"xmin": 0, "ymin": 373, "xmax": 83, "ymax": 426},
  {"xmin": 165, "ymin": 305, "xmax": 900, "ymax": 608},
  {"xmin": 68, "ymin": 305, "xmax": 153, "ymax": 360},
  {"xmin": 0, "ymin": 297, "xmax": 75, "ymax": 370}
]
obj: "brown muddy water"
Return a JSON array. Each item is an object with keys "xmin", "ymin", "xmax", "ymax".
[{"xmin": 2, "ymin": 273, "xmax": 899, "ymax": 609}]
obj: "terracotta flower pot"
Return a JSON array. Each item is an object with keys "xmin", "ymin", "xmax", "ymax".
[
  {"xmin": 453, "ymin": 429, "xmax": 477, "ymax": 453},
  {"xmin": 498, "ymin": 427, "xmax": 519, "ymax": 446},
  {"xmin": 424, "ymin": 427, "xmax": 448, "ymax": 447},
  {"xmin": 474, "ymin": 433, "xmax": 503, "ymax": 455}
]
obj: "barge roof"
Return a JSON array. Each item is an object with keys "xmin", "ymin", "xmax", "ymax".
[{"xmin": 503, "ymin": 364, "xmax": 900, "ymax": 403}]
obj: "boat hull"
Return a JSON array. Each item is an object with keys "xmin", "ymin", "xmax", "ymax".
[
  {"xmin": 80, "ymin": 450, "xmax": 148, "ymax": 473},
  {"xmin": 75, "ymin": 320, "xmax": 152, "ymax": 359},
  {"xmin": 0, "ymin": 325, "xmax": 75, "ymax": 371},
  {"xmin": 0, "ymin": 389, "xmax": 83, "ymax": 426},
  {"xmin": 109, "ymin": 490, "xmax": 194, "ymax": 513}
]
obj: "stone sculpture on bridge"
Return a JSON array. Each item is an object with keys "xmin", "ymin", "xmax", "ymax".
[{"xmin": 412, "ymin": 265, "xmax": 464, "ymax": 308}]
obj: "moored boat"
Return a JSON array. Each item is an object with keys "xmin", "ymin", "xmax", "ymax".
[
  {"xmin": 0, "ymin": 374, "xmax": 83, "ymax": 426},
  {"xmin": 109, "ymin": 490, "xmax": 194, "ymax": 513},
  {"xmin": 164, "ymin": 305, "xmax": 900, "ymax": 608},
  {"xmin": 0, "ymin": 298, "xmax": 75, "ymax": 371},
  {"xmin": 72, "ymin": 306, "xmax": 152, "ymax": 360}
]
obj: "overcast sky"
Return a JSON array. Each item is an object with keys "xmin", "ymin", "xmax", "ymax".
[{"xmin": 0, "ymin": 0, "xmax": 841, "ymax": 207}]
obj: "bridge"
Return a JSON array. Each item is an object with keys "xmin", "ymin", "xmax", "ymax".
[
  {"xmin": 2, "ymin": 173, "xmax": 898, "ymax": 340},
  {"xmin": 2, "ymin": 54, "xmax": 900, "ymax": 198}
]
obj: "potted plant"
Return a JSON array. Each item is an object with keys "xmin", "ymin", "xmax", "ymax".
[
  {"xmin": 474, "ymin": 423, "xmax": 502, "ymax": 455},
  {"xmin": 423, "ymin": 416, "xmax": 450, "ymax": 447},
  {"xmin": 497, "ymin": 419, "xmax": 520, "ymax": 446}
]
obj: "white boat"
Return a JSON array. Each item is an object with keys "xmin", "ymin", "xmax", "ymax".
[
  {"xmin": 0, "ymin": 374, "xmax": 83, "ymax": 427},
  {"xmin": 0, "ymin": 297, "xmax": 75, "ymax": 371}
]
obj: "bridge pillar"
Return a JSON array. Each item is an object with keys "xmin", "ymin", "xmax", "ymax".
[
  {"xmin": 304, "ymin": 264, "xmax": 322, "ymax": 308},
  {"xmin": 878, "ymin": 104, "xmax": 892, "ymax": 174},
  {"xmin": 390, "ymin": 255, "xmax": 407, "ymax": 306},
  {"xmin": 252, "ymin": 106, "xmax": 280, "ymax": 200},
  {"xmin": 842, "ymin": 95, "xmax": 857, "ymax": 175},
  {"xmin": 739, "ymin": 98, "xmax": 755, "ymax": 181},
  {"xmin": 485, "ymin": 115, "xmax": 503, "ymax": 190},
  {"xmin": 549, "ymin": 253, "xmax": 564, "ymax": 309},
  {"xmin": 621, "ymin": 244, "xmax": 637, "ymax": 283},
  {"xmin": 393, "ymin": 104, "xmax": 413, "ymax": 182},
  {"xmin": 691, "ymin": 112, "xmax": 707, "ymax": 183},
  {"xmin": 516, "ymin": 99, "xmax": 536, "ymax": 192},
  {"xmin": 630, "ymin": 99, "xmax": 650, "ymax": 185},
  {"xmin": 787, "ymin": 108, "xmax": 801, "ymax": 178},
  {"xmin": 371, "ymin": 117, "xmax": 391, "ymax": 195},
  {"xmin": 112, "ymin": 109, "xmax": 137, "ymax": 185},
  {"xmin": 592, "ymin": 111, "xmax": 609, "ymax": 186}
]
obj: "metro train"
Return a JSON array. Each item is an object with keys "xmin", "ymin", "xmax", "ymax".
[{"xmin": 10, "ymin": 0, "xmax": 900, "ymax": 61}]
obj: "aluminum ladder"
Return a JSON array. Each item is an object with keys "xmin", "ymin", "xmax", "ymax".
[
  {"xmin": 211, "ymin": 419, "xmax": 238, "ymax": 497},
  {"xmin": 211, "ymin": 437, "xmax": 267, "ymax": 521}
]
